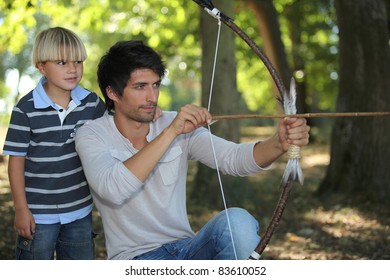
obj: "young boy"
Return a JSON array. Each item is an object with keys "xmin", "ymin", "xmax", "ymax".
[{"xmin": 2, "ymin": 27, "xmax": 106, "ymax": 259}]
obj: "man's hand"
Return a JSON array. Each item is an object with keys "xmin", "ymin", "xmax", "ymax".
[
  {"xmin": 170, "ymin": 104, "xmax": 212, "ymax": 135},
  {"xmin": 278, "ymin": 117, "xmax": 310, "ymax": 151}
]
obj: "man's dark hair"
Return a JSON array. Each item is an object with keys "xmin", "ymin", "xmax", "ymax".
[{"xmin": 97, "ymin": 40, "xmax": 166, "ymax": 112}]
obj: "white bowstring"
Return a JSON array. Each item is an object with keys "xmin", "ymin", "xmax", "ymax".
[{"xmin": 205, "ymin": 10, "xmax": 238, "ymax": 260}]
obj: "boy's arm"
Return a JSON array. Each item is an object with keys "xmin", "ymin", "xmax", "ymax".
[{"xmin": 8, "ymin": 155, "xmax": 35, "ymax": 240}]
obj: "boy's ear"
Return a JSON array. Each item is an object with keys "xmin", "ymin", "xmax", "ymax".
[{"xmin": 36, "ymin": 62, "xmax": 46, "ymax": 75}]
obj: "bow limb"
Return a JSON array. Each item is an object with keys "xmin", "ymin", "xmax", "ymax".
[
  {"xmin": 193, "ymin": 0, "xmax": 287, "ymax": 100},
  {"xmin": 193, "ymin": 0, "xmax": 297, "ymax": 260},
  {"xmin": 249, "ymin": 177, "xmax": 294, "ymax": 259},
  {"xmin": 218, "ymin": 17, "xmax": 287, "ymax": 99}
]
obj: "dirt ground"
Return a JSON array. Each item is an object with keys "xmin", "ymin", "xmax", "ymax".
[
  {"xmin": 0, "ymin": 131, "xmax": 389, "ymax": 260},
  {"xmin": 185, "ymin": 144, "xmax": 390, "ymax": 260}
]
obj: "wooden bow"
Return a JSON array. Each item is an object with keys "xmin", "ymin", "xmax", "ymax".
[{"xmin": 193, "ymin": 0, "xmax": 300, "ymax": 259}]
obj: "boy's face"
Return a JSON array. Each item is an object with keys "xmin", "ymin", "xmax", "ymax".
[
  {"xmin": 36, "ymin": 48, "xmax": 84, "ymax": 94},
  {"xmin": 109, "ymin": 68, "xmax": 161, "ymax": 123}
]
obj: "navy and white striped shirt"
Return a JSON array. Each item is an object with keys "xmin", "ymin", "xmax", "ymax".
[{"xmin": 3, "ymin": 77, "xmax": 105, "ymax": 220}]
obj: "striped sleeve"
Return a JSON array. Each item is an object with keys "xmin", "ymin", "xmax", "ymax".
[{"xmin": 3, "ymin": 104, "xmax": 31, "ymax": 156}]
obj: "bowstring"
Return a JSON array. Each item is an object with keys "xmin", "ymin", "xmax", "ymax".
[{"xmin": 205, "ymin": 8, "xmax": 238, "ymax": 260}]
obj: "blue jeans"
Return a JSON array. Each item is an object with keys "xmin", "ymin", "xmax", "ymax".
[
  {"xmin": 133, "ymin": 208, "xmax": 260, "ymax": 260},
  {"xmin": 15, "ymin": 212, "xmax": 95, "ymax": 260}
]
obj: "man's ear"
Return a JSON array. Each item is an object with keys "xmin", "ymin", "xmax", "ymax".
[{"xmin": 106, "ymin": 86, "xmax": 119, "ymax": 102}]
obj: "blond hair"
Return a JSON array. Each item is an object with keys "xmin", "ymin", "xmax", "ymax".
[{"xmin": 32, "ymin": 27, "xmax": 87, "ymax": 66}]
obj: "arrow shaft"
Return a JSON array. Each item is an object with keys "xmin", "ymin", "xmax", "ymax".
[{"xmin": 212, "ymin": 112, "xmax": 390, "ymax": 121}]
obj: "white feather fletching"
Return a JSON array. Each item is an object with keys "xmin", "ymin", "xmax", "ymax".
[{"xmin": 281, "ymin": 78, "xmax": 304, "ymax": 186}]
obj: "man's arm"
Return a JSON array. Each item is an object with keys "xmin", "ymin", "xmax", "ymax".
[
  {"xmin": 253, "ymin": 118, "xmax": 310, "ymax": 168},
  {"xmin": 76, "ymin": 105, "xmax": 212, "ymax": 205},
  {"xmin": 122, "ymin": 125, "xmax": 178, "ymax": 182},
  {"xmin": 123, "ymin": 104, "xmax": 212, "ymax": 182}
]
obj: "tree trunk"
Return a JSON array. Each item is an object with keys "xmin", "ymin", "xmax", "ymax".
[
  {"xmin": 247, "ymin": 0, "xmax": 292, "ymax": 108},
  {"xmin": 192, "ymin": 0, "xmax": 245, "ymax": 207},
  {"xmin": 319, "ymin": 0, "xmax": 390, "ymax": 203},
  {"xmin": 284, "ymin": 1, "xmax": 310, "ymax": 116}
]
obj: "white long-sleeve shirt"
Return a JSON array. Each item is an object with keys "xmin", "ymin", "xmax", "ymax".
[{"xmin": 75, "ymin": 111, "xmax": 266, "ymax": 259}]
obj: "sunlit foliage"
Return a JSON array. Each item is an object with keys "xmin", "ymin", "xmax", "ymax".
[{"xmin": 0, "ymin": 0, "xmax": 338, "ymax": 119}]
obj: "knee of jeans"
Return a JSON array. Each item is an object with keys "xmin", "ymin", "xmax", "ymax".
[
  {"xmin": 228, "ymin": 208, "xmax": 260, "ymax": 259},
  {"xmin": 227, "ymin": 208, "xmax": 259, "ymax": 231},
  {"xmin": 227, "ymin": 208, "xmax": 260, "ymax": 247}
]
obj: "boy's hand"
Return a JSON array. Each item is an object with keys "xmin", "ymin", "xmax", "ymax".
[
  {"xmin": 153, "ymin": 106, "xmax": 163, "ymax": 121},
  {"xmin": 14, "ymin": 208, "xmax": 35, "ymax": 240}
]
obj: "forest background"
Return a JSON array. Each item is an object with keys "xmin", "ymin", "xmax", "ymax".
[{"xmin": 0, "ymin": 0, "xmax": 389, "ymax": 260}]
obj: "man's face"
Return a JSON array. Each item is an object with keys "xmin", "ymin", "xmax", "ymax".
[{"xmin": 115, "ymin": 68, "xmax": 161, "ymax": 123}]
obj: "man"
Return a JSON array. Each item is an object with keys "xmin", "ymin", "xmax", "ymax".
[{"xmin": 75, "ymin": 40, "xmax": 310, "ymax": 260}]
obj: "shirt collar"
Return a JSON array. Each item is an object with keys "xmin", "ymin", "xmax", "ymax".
[{"xmin": 32, "ymin": 76, "xmax": 91, "ymax": 109}]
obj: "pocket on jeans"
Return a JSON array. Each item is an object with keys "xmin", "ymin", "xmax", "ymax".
[
  {"xmin": 16, "ymin": 235, "xmax": 33, "ymax": 251},
  {"xmin": 16, "ymin": 235, "xmax": 34, "ymax": 259}
]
